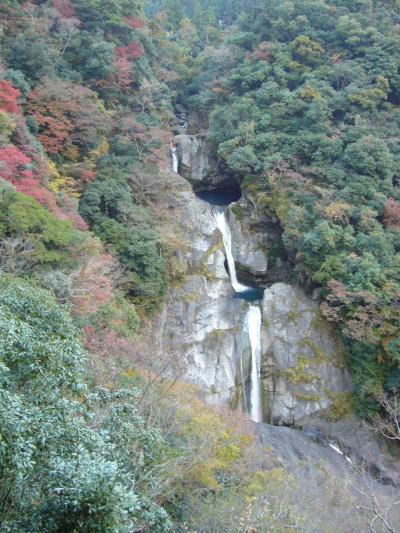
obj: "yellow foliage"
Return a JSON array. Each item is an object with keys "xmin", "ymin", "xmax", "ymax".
[
  {"xmin": 88, "ymin": 138, "xmax": 110, "ymax": 166},
  {"xmin": 211, "ymin": 86, "xmax": 229, "ymax": 95},
  {"xmin": 121, "ymin": 368, "xmax": 139, "ymax": 379},
  {"xmin": 190, "ymin": 463, "xmax": 220, "ymax": 490},
  {"xmin": 49, "ymin": 172, "xmax": 81, "ymax": 198},
  {"xmin": 293, "ymin": 35, "xmax": 324, "ymax": 62},
  {"xmin": 331, "ymin": 52, "xmax": 342, "ymax": 63},
  {"xmin": 48, "ymin": 160, "xmax": 82, "ymax": 197},
  {"xmin": 288, "ymin": 60, "xmax": 306, "ymax": 73},
  {"xmin": 63, "ymin": 144, "xmax": 80, "ymax": 162},
  {"xmin": 300, "ymin": 85, "xmax": 322, "ymax": 101},
  {"xmin": 168, "ymin": 386, "xmax": 253, "ymax": 491},
  {"xmin": 323, "ymin": 201, "xmax": 351, "ymax": 223},
  {"xmin": 47, "ymin": 160, "xmax": 62, "ymax": 192},
  {"xmin": 216, "ymin": 443, "xmax": 241, "ymax": 463},
  {"xmin": 358, "ymin": 206, "xmax": 378, "ymax": 231},
  {"xmin": 245, "ymin": 468, "xmax": 295, "ymax": 497},
  {"xmin": 0, "ymin": 111, "xmax": 16, "ymax": 141},
  {"xmin": 265, "ymin": 186, "xmax": 291, "ymax": 222},
  {"xmin": 348, "ymin": 76, "xmax": 389, "ymax": 109}
]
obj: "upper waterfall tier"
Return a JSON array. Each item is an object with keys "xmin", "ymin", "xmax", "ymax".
[
  {"xmin": 213, "ymin": 209, "xmax": 249, "ymax": 293},
  {"xmin": 213, "ymin": 208, "xmax": 264, "ymax": 300}
]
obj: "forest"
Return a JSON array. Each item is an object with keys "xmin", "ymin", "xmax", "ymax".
[{"xmin": 1, "ymin": 0, "xmax": 400, "ymax": 531}]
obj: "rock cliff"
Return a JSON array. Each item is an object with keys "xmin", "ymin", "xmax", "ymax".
[
  {"xmin": 160, "ymin": 135, "xmax": 352, "ymax": 422},
  {"xmin": 155, "ymin": 178, "xmax": 247, "ymax": 406},
  {"xmin": 261, "ymin": 283, "xmax": 352, "ymax": 426},
  {"xmin": 175, "ymin": 134, "xmax": 214, "ymax": 186}
]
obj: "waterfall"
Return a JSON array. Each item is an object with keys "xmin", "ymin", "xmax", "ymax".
[
  {"xmin": 213, "ymin": 209, "xmax": 248, "ymax": 293},
  {"xmin": 246, "ymin": 305, "xmax": 262, "ymax": 423},
  {"xmin": 214, "ymin": 207, "xmax": 263, "ymax": 422},
  {"xmin": 171, "ymin": 144, "xmax": 178, "ymax": 173}
]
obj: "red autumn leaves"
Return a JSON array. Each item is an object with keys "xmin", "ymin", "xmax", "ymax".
[
  {"xmin": 0, "ymin": 80, "xmax": 36, "ymax": 192},
  {"xmin": 0, "ymin": 80, "xmax": 21, "ymax": 114},
  {"xmin": 0, "ymin": 79, "xmax": 88, "ymax": 228},
  {"xmin": 114, "ymin": 41, "xmax": 144, "ymax": 91}
]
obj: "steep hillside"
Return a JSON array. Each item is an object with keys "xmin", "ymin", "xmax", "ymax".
[
  {"xmin": 184, "ymin": 0, "xmax": 400, "ymax": 416},
  {"xmin": 1, "ymin": 0, "xmax": 400, "ymax": 531}
]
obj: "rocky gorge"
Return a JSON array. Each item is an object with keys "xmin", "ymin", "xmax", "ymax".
[
  {"xmin": 165, "ymin": 131, "xmax": 351, "ymax": 425},
  {"xmin": 155, "ymin": 127, "xmax": 400, "ymax": 488}
]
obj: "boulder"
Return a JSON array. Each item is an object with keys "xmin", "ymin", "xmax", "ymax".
[
  {"xmin": 175, "ymin": 134, "xmax": 213, "ymax": 185},
  {"xmin": 228, "ymin": 194, "xmax": 292, "ymax": 286},
  {"xmin": 261, "ymin": 283, "xmax": 352, "ymax": 425},
  {"xmin": 227, "ymin": 202, "xmax": 268, "ymax": 278}
]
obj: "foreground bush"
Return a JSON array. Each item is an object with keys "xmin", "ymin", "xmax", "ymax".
[{"xmin": 0, "ymin": 276, "xmax": 170, "ymax": 532}]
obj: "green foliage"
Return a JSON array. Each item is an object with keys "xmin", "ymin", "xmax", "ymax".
[
  {"xmin": 0, "ymin": 191, "xmax": 76, "ymax": 265},
  {"xmin": 66, "ymin": 34, "xmax": 116, "ymax": 81},
  {"xmin": 4, "ymin": 32, "xmax": 57, "ymax": 82},
  {"xmin": 71, "ymin": 0, "xmax": 144, "ymax": 32},
  {"xmin": 0, "ymin": 275, "xmax": 84, "ymax": 393},
  {"xmin": 79, "ymin": 170, "xmax": 166, "ymax": 302},
  {"xmin": 189, "ymin": 0, "xmax": 400, "ymax": 414},
  {"xmin": 146, "ymin": 0, "xmax": 252, "ymax": 26},
  {"xmin": 0, "ymin": 276, "xmax": 171, "ymax": 531},
  {"xmin": 92, "ymin": 292, "xmax": 140, "ymax": 336}
]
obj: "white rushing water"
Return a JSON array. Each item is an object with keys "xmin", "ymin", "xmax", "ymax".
[
  {"xmin": 246, "ymin": 305, "xmax": 262, "ymax": 423},
  {"xmin": 171, "ymin": 144, "xmax": 178, "ymax": 173},
  {"xmin": 213, "ymin": 209, "xmax": 249, "ymax": 293},
  {"xmin": 214, "ymin": 208, "xmax": 262, "ymax": 422}
]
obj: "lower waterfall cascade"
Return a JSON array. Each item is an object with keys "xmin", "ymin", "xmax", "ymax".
[
  {"xmin": 246, "ymin": 305, "xmax": 262, "ymax": 423},
  {"xmin": 171, "ymin": 144, "xmax": 178, "ymax": 173}
]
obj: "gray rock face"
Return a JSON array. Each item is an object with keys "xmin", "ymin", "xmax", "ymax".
[
  {"xmin": 175, "ymin": 134, "xmax": 213, "ymax": 185},
  {"xmin": 155, "ymin": 178, "xmax": 247, "ymax": 406},
  {"xmin": 261, "ymin": 283, "xmax": 352, "ymax": 426},
  {"xmin": 227, "ymin": 195, "xmax": 292, "ymax": 286},
  {"xmin": 257, "ymin": 423, "xmax": 400, "ymax": 526},
  {"xmin": 302, "ymin": 415, "xmax": 400, "ymax": 486},
  {"xmin": 227, "ymin": 205, "xmax": 268, "ymax": 277},
  {"xmin": 157, "ymin": 172, "xmax": 351, "ymax": 423},
  {"xmin": 162, "ymin": 274, "xmax": 245, "ymax": 406}
]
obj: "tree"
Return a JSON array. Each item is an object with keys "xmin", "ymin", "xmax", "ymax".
[
  {"xmin": 0, "ymin": 80, "xmax": 21, "ymax": 114},
  {"xmin": 79, "ymin": 174, "xmax": 166, "ymax": 301},
  {"xmin": 0, "ymin": 276, "xmax": 171, "ymax": 531},
  {"xmin": 0, "ymin": 190, "xmax": 76, "ymax": 266},
  {"xmin": 71, "ymin": 0, "xmax": 144, "ymax": 33},
  {"xmin": 4, "ymin": 32, "xmax": 57, "ymax": 81},
  {"xmin": 26, "ymin": 78, "xmax": 110, "ymax": 159},
  {"xmin": 164, "ymin": 0, "xmax": 185, "ymax": 31},
  {"xmin": 384, "ymin": 198, "xmax": 400, "ymax": 228}
]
